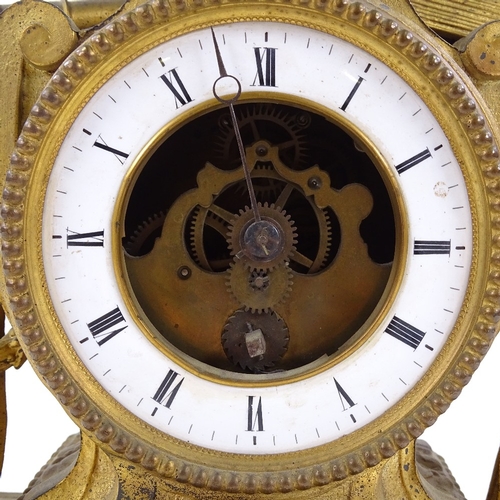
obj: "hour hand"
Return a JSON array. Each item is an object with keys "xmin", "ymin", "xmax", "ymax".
[
  {"xmin": 210, "ymin": 28, "xmax": 241, "ymax": 105},
  {"xmin": 210, "ymin": 28, "xmax": 259, "ymax": 222},
  {"xmin": 211, "ymin": 27, "xmax": 228, "ymax": 78}
]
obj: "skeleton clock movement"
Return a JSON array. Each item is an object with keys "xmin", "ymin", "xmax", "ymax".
[{"xmin": 0, "ymin": 0, "xmax": 499, "ymax": 497}]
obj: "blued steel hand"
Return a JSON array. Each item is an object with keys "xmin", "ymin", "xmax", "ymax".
[{"xmin": 211, "ymin": 28, "xmax": 261, "ymax": 222}]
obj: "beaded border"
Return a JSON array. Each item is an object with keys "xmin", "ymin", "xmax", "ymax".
[{"xmin": 2, "ymin": 0, "xmax": 499, "ymax": 493}]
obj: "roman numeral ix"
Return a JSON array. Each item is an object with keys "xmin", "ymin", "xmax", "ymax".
[{"xmin": 66, "ymin": 229, "xmax": 104, "ymax": 247}]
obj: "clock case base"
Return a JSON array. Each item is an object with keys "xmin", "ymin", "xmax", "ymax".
[{"xmin": 16, "ymin": 434, "xmax": 464, "ymax": 500}]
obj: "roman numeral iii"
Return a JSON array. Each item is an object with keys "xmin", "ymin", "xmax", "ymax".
[{"xmin": 413, "ymin": 240, "xmax": 451, "ymax": 255}]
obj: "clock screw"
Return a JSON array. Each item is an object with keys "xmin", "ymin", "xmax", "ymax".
[
  {"xmin": 177, "ymin": 266, "xmax": 192, "ymax": 280},
  {"xmin": 308, "ymin": 176, "xmax": 322, "ymax": 190},
  {"xmin": 243, "ymin": 219, "xmax": 284, "ymax": 263},
  {"xmin": 295, "ymin": 112, "xmax": 311, "ymax": 129},
  {"xmin": 256, "ymin": 144, "xmax": 268, "ymax": 157}
]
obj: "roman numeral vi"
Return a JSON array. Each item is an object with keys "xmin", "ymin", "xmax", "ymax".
[{"xmin": 247, "ymin": 396, "xmax": 264, "ymax": 432}]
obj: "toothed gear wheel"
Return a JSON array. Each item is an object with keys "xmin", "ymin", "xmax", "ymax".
[
  {"xmin": 312, "ymin": 207, "xmax": 333, "ymax": 273},
  {"xmin": 221, "ymin": 309, "xmax": 289, "ymax": 373},
  {"xmin": 233, "ymin": 163, "xmax": 283, "ymax": 203},
  {"xmin": 189, "ymin": 206, "xmax": 230, "ymax": 271},
  {"xmin": 214, "ymin": 103, "xmax": 309, "ymax": 169},
  {"xmin": 226, "ymin": 260, "xmax": 293, "ymax": 314},
  {"xmin": 248, "ymin": 270, "xmax": 270, "ymax": 292},
  {"xmin": 125, "ymin": 212, "xmax": 166, "ymax": 256},
  {"xmin": 227, "ymin": 202, "xmax": 297, "ymax": 272}
]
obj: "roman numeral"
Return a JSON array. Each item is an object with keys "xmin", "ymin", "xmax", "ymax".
[
  {"xmin": 333, "ymin": 378, "xmax": 356, "ymax": 411},
  {"xmin": 385, "ymin": 316, "xmax": 425, "ymax": 350},
  {"xmin": 252, "ymin": 48, "xmax": 277, "ymax": 87},
  {"xmin": 93, "ymin": 139, "xmax": 129, "ymax": 160},
  {"xmin": 413, "ymin": 240, "xmax": 451, "ymax": 255},
  {"xmin": 152, "ymin": 369, "xmax": 184, "ymax": 409},
  {"xmin": 340, "ymin": 76, "xmax": 364, "ymax": 111},
  {"xmin": 247, "ymin": 396, "xmax": 264, "ymax": 432},
  {"xmin": 87, "ymin": 306, "xmax": 127, "ymax": 346},
  {"xmin": 160, "ymin": 69, "xmax": 193, "ymax": 108},
  {"xmin": 66, "ymin": 229, "xmax": 104, "ymax": 247},
  {"xmin": 395, "ymin": 148, "xmax": 432, "ymax": 174}
]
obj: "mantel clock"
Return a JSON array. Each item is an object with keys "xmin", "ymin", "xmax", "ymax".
[{"xmin": 0, "ymin": 0, "xmax": 499, "ymax": 498}]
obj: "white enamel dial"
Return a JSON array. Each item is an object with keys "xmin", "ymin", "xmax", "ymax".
[{"xmin": 41, "ymin": 21, "xmax": 472, "ymax": 455}]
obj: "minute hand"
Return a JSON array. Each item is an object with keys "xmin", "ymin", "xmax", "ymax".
[{"xmin": 210, "ymin": 28, "xmax": 261, "ymax": 222}]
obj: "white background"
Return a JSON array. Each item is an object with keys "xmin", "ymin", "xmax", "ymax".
[{"xmin": 0, "ymin": 336, "xmax": 498, "ymax": 499}]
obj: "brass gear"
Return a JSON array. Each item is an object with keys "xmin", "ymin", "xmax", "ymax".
[
  {"xmin": 214, "ymin": 103, "xmax": 310, "ymax": 170},
  {"xmin": 189, "ymin": 206, "xmax": 231, "ymax": 271},
  {"xmin": 233, "ymin": 163, "xmax": 283, "ymax": 204},
  {"xmin": 124, "ymin": 211, "xmax": 165, "ymax": 256},
  {"xmin": 227, "ymin": 202, "xmax": 297, "ymax": 272},
  {"xmin": 248, "ymin": 269, "xmax": 270, "ymax": 292},
  {"xmin": 221, "ymin": 309, "xmax": 289, "ymax": 373},
  {"xmin": 226, "ymin": 260, "xmax": 293, "ymax": 314},
  {"xmin": 184, "ymin": 147, "xmax": 334, "ymax": 275}
]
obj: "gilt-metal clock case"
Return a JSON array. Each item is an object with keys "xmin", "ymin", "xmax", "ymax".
[{"xmin": 2, "ymin": 0, "xmax": 500, "ymax": 497}]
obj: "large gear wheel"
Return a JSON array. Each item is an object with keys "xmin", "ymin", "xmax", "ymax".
[
  {"xmin": 233, "ymin": 163, "xmax": 283, "ymax": 204},
  {"xmin": 186, "ymin": 187, "xmax": 333, "ymax": 275},
  {"xmin": 314, "ymin": 207, "xmax": 333, "ymax": 273},
  {"xmin": 214, "ymin": 103, "xmax": 310, "ymax": 170},
  {"xmin": 180, "ymin": 140, "xmax": 336, "ymax": 276},
  {"xmin": 189, "ymin": 206, "xmax": 231, "ymax": 271},
  {"xmin": 222, "ymin": 309, "xmax": 289, "ymax": 373},
  {"xmin": 227, "ymin": 202, "xmax": 298, "ymax": 272}
]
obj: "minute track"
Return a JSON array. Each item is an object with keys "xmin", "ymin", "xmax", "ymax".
[{"xmin": 36, "ymin": 19, "xmax": 474, "ymax": 458}]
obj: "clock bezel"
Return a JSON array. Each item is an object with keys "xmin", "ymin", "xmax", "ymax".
[
  {"xmin": 2, "ymin": 0, "xmax": 499, "ymax": 493},
  {"xmin": 113, "ymin": 91, "xmax": 407, "ymax": 386}
]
